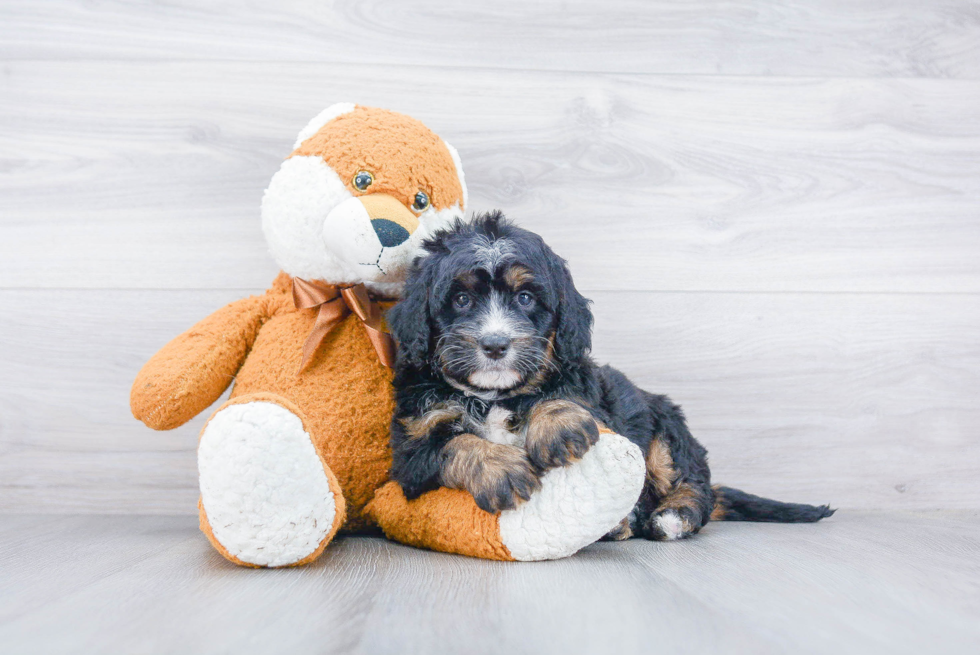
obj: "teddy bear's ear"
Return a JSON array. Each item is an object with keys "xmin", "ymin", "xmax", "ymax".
[
  {"xmin": 292, "ymin": 103, "xmax": 357, "ymax": 150},
  {"xmin": 386, "ymin": 258, "xmax": 433, "ymax": 370},
  {"xmin": 442, "ymin": 139, "xmax": 468, "ymax": 211}
]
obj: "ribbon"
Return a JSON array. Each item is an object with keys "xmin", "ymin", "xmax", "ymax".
[{"xmin": 291, "ymin": 277, "xmax": 397, "ymax": 374}]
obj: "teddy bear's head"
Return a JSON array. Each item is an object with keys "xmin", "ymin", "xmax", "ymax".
[{"xmin": 262, "ymin": 104, "xmax": 468, "ymax": 297}]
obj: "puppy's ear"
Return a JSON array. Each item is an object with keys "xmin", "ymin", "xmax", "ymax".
[
  {"xmin": 553, "ymin": 260, "xmax": 594, "ymax": 366},
  {"xmin": 387, "ymin": 258, "xmax": 432, "ymax": 369},
  {"xmin": 421, "ymin": 218, "xmax": 461, "ymax": 255}
]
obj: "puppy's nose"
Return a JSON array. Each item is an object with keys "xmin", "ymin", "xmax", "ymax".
[
  {"xmin": 371, "ymin": 218, "xmax": 411, "ymax": 248},
  {"xmin": 480, "ymin": 334, "xmax": 511, "ymax": 360}
]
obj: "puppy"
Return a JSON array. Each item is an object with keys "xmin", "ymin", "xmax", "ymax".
[{"xmin": 386, "ymin": 212, "xmax": 833, "ymax": 540}]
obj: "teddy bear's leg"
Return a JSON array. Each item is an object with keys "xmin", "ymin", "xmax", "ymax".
[
  {"xmin": 367, "ymin": 430, "xmax": 645, "ymax": 561},
  {"xmin": 197, "ymin": 393, "xmax": 346, "ymax": 567}
]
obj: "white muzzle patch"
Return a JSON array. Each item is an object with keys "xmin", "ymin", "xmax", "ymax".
[
  {"xmin": 467, "ymin": 292, "xmax": 524, "ymax": 390},
  {"xmin": 322, "ymin": 196, "xmax": 389, "ymax": 277},
  {"xmin": 262, "ymin": 155, "xmax": 428, "ymax": 290},
  {"xmin": 469, "ymin": 368, "xmax": 522, "ymax": 390}
]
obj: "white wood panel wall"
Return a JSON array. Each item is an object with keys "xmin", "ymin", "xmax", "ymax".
[{"xmin": 1, "ymin": 1, "xmax": 978, "ymax": 513}]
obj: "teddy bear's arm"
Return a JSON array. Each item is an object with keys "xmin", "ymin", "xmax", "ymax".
[{"xmin": 130, "ymin": 294, "xmax": 272, "ymax": 430}]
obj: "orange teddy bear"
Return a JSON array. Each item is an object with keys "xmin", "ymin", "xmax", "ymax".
[{"xmin": 131, "ymin": 104, "xmax": 645, "ymax": 567}]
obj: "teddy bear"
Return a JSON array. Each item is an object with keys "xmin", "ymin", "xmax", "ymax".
[{"xmin": 130, "ymin": 104, "xmax": 645, "ymax": 567}]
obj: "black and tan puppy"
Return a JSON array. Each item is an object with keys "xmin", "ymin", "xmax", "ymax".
[{"xmin": 387, "ymin": 212, "xmax": 833, "ymax": 541}]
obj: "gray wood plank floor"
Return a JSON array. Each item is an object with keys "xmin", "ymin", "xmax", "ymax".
[{"xmin": 1, "ymin": 512, "xmax": 978, "ymax": 654}]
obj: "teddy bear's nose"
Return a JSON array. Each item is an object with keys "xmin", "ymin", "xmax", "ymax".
[{"xmin": 371, "ymin": 219, "xmax": 411, "ymax": 248}]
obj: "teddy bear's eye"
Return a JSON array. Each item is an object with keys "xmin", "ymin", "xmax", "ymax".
[
  {"xmin": 352, "ymin": 171, "xmax": 374, "ymax": 192},
  {"xmin": 411, "ymin": 191, "xmax": 430, "ymax": 213}
]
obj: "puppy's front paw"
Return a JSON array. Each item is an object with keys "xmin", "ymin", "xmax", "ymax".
[
  {"xmin": 442, "ymin": 434, "xmax": 542, "ymax": 514},
  {"xmin": 525, "ymin": 400, "xmax": 600, "ymax": 470},
  {"xmin": 471, "ymin": 456, "xmax": 541, "ymax": 514}
]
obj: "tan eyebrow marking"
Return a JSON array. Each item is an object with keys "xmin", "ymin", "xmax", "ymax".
[
  {"xmin": 455, "ymin": 271, "xmax": 480, "ymax": 289},
  {"xmin": 503, "ymin": 264, "xmax": 534, "ymax": 290}
]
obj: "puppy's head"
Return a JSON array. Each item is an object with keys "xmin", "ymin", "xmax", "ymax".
[{"xmin": 388, "ymin": 211, "xmax": 593, "ymax": 397}]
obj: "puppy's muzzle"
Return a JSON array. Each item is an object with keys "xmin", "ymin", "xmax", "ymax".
[{"xmin": 479, "ymin": 334, "xmax": 512, "ymax": 360}]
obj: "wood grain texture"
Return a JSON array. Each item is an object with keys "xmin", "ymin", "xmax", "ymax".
[
  {"xmin": 0, "ymin": 289, "xmax": 240, "ymax": 515},
  {"xmin": 1, "ymin": 288, "xmax": 977, "ymax": 514},
  {"xmin": 1, "ymin": 513, "xmax": 978, "ymax": 654},
  {"xmin": 2, "ymin": 62, "xmax": 979, "ymax": 292},
  {"xmin": 1, "ymin": 2, "xmax": 979, "ymax": 530},
  {"xmin": 2, "ymin": 1, "xmax": 980, "ymax": 78}
]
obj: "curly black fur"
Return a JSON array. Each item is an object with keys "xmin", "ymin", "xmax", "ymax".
[{"xmin": 386, "ymin": 212, "xmax": 835, "ymax": 536}]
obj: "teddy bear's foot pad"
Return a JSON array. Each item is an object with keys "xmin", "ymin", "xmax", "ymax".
[
  {"xmin": 498, "ymin": 432, "xmax": 645, "ymax": 561},
  {"xmin": 198, "ymin": 401, "xmax": 338, "ymax": 567}
]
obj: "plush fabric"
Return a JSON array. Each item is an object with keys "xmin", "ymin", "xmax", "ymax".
[
  {"xmin": 134, "ymin": 272, "xmax": 393, "ymax": 531},
  {"xmin": 367, "ymin": 429, "xmax": 645, "ymax": 562},
  {"xmin": 131, "ymin": 104, "xmax": 646, "ymax": 567},
  {"xmin": 197, "ymin": 392, "xmax": 347, "ymax": 568},
  {"xmin": 131, "ymin": 292, "xmax": 275, "ymax": 432},
  {"xmin": 291, "ymin": 106, "xmax": 464, "ymax": 215},
  {"xmin": 368, "ymin": 484, "xmax": 515, "ymax": 561}
]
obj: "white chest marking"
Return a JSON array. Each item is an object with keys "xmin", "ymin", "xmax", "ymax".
[{"xmin": 477, "ymin": 406, "xmax": 523, "ymax": 447}]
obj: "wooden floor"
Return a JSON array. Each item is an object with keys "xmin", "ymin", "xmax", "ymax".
[{"xmin": 1, "ymin": 512, "xmax": 978, "ymax": 654}]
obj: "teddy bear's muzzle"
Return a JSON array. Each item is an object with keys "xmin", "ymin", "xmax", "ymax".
[
  {"xmin": 358, "ymin": 194, "xmax": 420, "ymax": 245},
  {"xmin": 370, "ymin": 219, "xmax": 410, "ymax": 247},
  {"xmin": 322, "ymin": 194, "xmax": 421, "ymax": 280}
]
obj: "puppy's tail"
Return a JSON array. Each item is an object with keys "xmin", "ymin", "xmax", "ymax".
[{"xmin": 711, "ymin": 485, "xmax": 835, "ymax": 523}]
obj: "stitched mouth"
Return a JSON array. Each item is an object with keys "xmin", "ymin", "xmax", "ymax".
[{"xmin": 359, "ymin": 248, "xmax": 387, "ymax": 275}]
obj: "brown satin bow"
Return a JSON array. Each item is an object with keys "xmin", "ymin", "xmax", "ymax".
[{"xmin": 291, "ymin": 277, "xmax": 397, "ymax": 374}]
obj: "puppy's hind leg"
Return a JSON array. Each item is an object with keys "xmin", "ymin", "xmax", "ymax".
[
  {"xmin": 634, "ymin": 393, "xmax": 715, "ymax": 542},
  {"xmin": 640, "ymin": 483, "xmax": 714, "ymax": 542}
]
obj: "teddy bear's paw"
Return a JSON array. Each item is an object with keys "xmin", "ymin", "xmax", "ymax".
[
  {"xmin": 497, "ymin": 431, "xmax": 645, "ymax": 561},
  {"xmin": 198, "ymin": 400, "xmax": 340, "ymax": 567}
]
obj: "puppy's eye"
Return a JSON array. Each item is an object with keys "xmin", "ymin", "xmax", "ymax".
[
  {"xmin": 516, "ymin": 291, "xmax": 534, "ymax": 307},
  {"xmin": 452, "ymin": 292, "xmax": 472, "ymax": 310},
  {"xmin": 411, "ymin": 191, "xmax": 430, "ymax": 213},
  {"xmin": 352, "ymin": 171, "xmax": 374, "ymax": 191}
]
